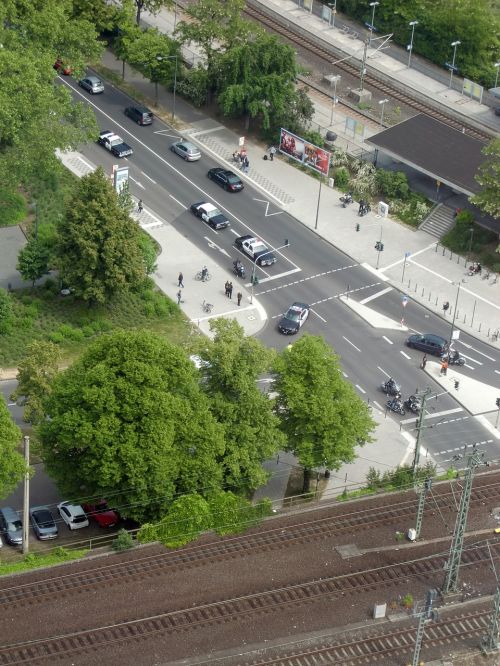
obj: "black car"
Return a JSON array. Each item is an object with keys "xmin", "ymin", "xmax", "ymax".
[
  {"xmin": 124, "ymin": 105, "xmax": 153, "ymax": 126},
  {"xmin": 190, "ymin": 202, "xmax": 230, "ymax": 230},
  {"xmin": 207, "ymin": 168, "xmax": 244, "ymax": 192},
  {"xmin": 406, "ymin": 333, "xmax": 448, "ymax": 356},
  {"xmin": 278, "ymin": 302, "xmax": 310, "ymax": 335},
  {"xmin": 97, "ymin": 131, "xmax": 133, "ymax": 158}
]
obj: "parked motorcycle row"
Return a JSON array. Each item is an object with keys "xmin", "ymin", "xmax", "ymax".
[
  {"xmin": 380, "ymin": 378, "xmax": 421, "ymax": 416},
  {"xmin": 339, "ymin": 192, "xmax": 371, "ymax": 216}
]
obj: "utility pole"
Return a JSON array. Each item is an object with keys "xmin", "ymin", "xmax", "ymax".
[
  {"xmin": 415, "ymin": 477, "xmax": 432, "ymax": 539},
  {"xmin": 442, "ymin": 445, "xmax": 486, "ymax": 594},
  {"xmin": 411, "ymin": 388, "xmax": 432, "ymax": 476},
  {"xmin": 22, "ymin": 435, "xmax": 30, "ymax": 555},
  {"xmin": 359, "ymin": 40, "xmax": 369, "ymax": 92},
  {"xmin": 411, "ymin": 588, "xmax": 439, "ymax": 666},
  {"xmin": 481, "ymin": 586, "xmax": 500, "ymax": 654}
]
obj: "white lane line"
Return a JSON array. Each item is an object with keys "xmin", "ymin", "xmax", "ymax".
[
  {"xmin": 361, "ymin": 262, "xmax": 390, "ymax": 281},
  {"xmin": 464, "ymin": 363, "xmax": 475, "ymax": 370},
  {"xmin": 460, "ymin": 347, "xmax": 495, "ymax": 362},
  {"xmin": 355, "ymin": 385, "xmax": 366, "ymax": 394},
  {"xmin": 400, "ymin": 407, "xmax": 464, "ymax": 426},
  {"xmin": 373, "ymin": 401, "xmax": 384, "ymax": 411},
  {"xmin": 460, "ymin": 353, "xmax": 483, "ymax": 365},
  {"xmin": 377, "ymin": 366, "xmax": 391, "ymax": 378},
  {"xmin": 400, "ymin": 351, "xmax": 411, "ymax": 359},
  {"xmin": 495, "ymin": 370, "xmax": 500, "ymax": 375},
  {"xmin": 169, "ymin": 194, "xmax": 185, "ymax": 208},
  {"xmin": 382, "ymin": 243, "xmax": 437, "ymax": 270},
  {"xmin": 141, "ymin": 171, "xmax": 157, "ymax": 184},
  {"xmin": 382, "ymin": 336, "xmax": 393, "ymax": 345},
  {"xmin": 311, "ymin": 308, "xmax": 327, "ymax": 323},
  {"xmin": 229, "ymin": 228, "xmax": 239, "ymax": 236},
  {"xmin": 129, "ymin": 176, "xmax": 145, "ymax": 189},
  {"xmin": 359, "ymin": 286, "xmax": 393, "ymax": 304},
  {"xmin": 342, "ymin": 371, "xmax": 348, "ymax": 378},
  {"xmin": 475, "ymin": 415, "xmax": 500, "ymax": 440},
  {"xmin": 257, "ymin": 268, "xmax": 301, "ymax": 283},
  {"xmin": 343, "ymin": 336, "xmax": 361, "ymax": 352},
  {"xmin": 8, "ymin": 402, "xmax": 16, "ymax": 406}
]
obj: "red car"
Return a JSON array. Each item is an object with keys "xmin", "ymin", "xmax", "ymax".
[
  {"xmin": 82, "ymin": 501, "xmax": 119, "ymax": 528},
  {"xmin": 53, "ymin": 59, "xmax": 72, "ymax": 76}
]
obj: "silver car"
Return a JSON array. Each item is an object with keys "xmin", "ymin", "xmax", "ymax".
[
  {"xmin": 30, "ymin": 506, "xmax": 58, "ymax": 540},
  {"xmin": 79, "ymin": 76, "xmax": 104, "ymax": 94},
  {"xmin": 170, "ymin": 140, "xmax": 201, "ymax": 161}
]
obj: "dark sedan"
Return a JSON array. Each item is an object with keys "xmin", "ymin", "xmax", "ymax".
[
  {"xmin": 207, "ymin": 168, "xmax": 244, "ymax": 192},
  {"xmin": 190, "ymin": 202, "xmax": 230, "ymax": 230},
  {"xmin": 406, "ymin": 333, "xmax": 448, "ymax": 356},
  {"xmin": 278, "ymin": 302, "xmax": 310, "ymax": 335}
]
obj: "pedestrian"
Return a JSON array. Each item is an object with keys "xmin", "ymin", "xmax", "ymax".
[
  {"xmin": 420, "ymin": 354, "xmax": 427, "ymax": 370},
  {"xmin": 237, "ymin": 291, "xmax": 242, "ymax": 306},
  {"xmin": 244, "ymin": 156, "xmax": 249, "ymax": 173},
  {"xmin": 228, "ymin": 282, "xmax": 233, "ymax": 299},
  {"xmin": 269, "ymin": 146, "xmax": 276, "ymax": 161},
  {"xmin": 442, "ymin": 301, "xmax": 450, "ymax": 314},
  {"xmin": 224, "ymin": 281, "xmax": 229, "ymax": 297},
  {"xmin": 176, "ymin": 290, "xmax": 182, "ymax": 305},
  {"xmin": 138, "ymin": 199, "xmax": 143, "ymax": 213},
  {"xmin": 440, "ymin": 358, "xmax": 448, "ymax": 376},
  {"xmin": 178, "ymin": 272, "xmax": 184, "ymax": 288}
]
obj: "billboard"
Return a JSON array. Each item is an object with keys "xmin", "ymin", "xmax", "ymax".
[{"xmin": 279, "ymin": 128, "xmax": 331, "ymax": 176}]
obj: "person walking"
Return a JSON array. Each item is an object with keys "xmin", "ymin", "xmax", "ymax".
[
  {"xmin": 244, "ymin": 156, "xmax": 249, "ymax": 173},
  {"xmin": 178, "ymin": 272, "xmax": 184, "ymax": 288},
  {"xmin": 228, "ymin": 282, "xmax": 233, "ymax": 299},
  {"xmin": 138, "ymin": 199, "xmax": 143, "ymax": 213},
  {"xmin": 269, "ymin": 146, "xmax": 276, "ymax": 161},
  {"xmin": 224, "ymin": 281, "xmax": 229, "ymax": 297},
  {"xmin": 176, "ymin": 290, "xmax": 182, "ymax": 305},
  {"xmin": 440, "ymin": 358, "xmax": 448, "ymax": 376},
  {"xmin": 442, "ymin": 301, "xmax": 450, "ymax": 315},
  {"xmin": 237, "ymin": 291, "xmax": 242, "ymax": 306},
  {"xmin": 420, "ymin": 354, "xmax": 427, "ymax": 370}
]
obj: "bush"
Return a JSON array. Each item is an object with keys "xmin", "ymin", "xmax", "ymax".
[
  {"xmin": 0, "ymin": 189, "xmax": 27, "ymax": 226},
  {"xmin": 376, "ymin": 170, "xmax": 410, "ymax": 200},
  {"xmin": 0, "ymin": 288, "xmax": 14, "ymax": 333},
  {"xmin": 143, "ymin": 302, "xmax": 155, "ymax": 318},
  {"xmin": 112, "ymin": 529, "xmax": 134, "ymax": 552},
  {"xmin": 334, "ymin": 167, "xmax": 349, "ymax": 190},
  {"xmin": 48, "ymin": 331, "xmax": 64, "ymax": 344},
  {"xmin": 18, "ymin": 316, "xmax": 34, "ymax": 330},
  {"xmin": 44, "ymin": 278, "xmax": 58, "ymax": 293},
  {"xmin": 177, "ymin": 66, "xmax": 209, "ymax": 107},
  {"xmin": 82, "ymin": 325, "xmax": 95, "ymax": 338}
]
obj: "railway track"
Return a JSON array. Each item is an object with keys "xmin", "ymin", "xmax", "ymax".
[
  {"xmin": 243, "ymin": 1, "xmax": 495, "ymax": 143},
  {"xmin": 0, "ymin": 541, "xmax": 497, "ymax": 664},
  {"xmin": 1, "ymin": 479, "xmax": 499, "ymax": 607}
]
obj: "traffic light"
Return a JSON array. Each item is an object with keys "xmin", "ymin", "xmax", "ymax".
[{"xmin": 355, "ymin": 223, "xmax": 360, "ymax": 232}]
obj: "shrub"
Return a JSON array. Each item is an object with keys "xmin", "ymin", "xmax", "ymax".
[
  {"xmin": 334, "ymin": 167, "xmax": 349, "ymax": 190},
  {"xmin": 176, "ymin": 66, "xmax": 209, "ymax": 107},
  {"xmin": 112, "ymin": 529, "xmax": 134, "ymax": 552},
  {"xmin": 82, "ymin": 325, "xmax": 95, "ymax": 338},
  {"xmin": 43, "ymin": 278, "xmax": 58, "ymax": 293},
  {"xmin": 48, "ymin": 331, "xmax": 64, "ymax": 344},
  {"xmin": 0, "ymin": 288, "xmax": 14, "ymax": 333},
  {"xmin": 0, "ymin": 189, "xmax": 27, "ymax": 226},
  {"xmin": 376, "ymin": 170, "xmax": 410, "ymax": 200},
  {"xmin": 143, "ymin": 302, "xmax": 155, "ymax": 318},
  {"xmin": 18, "ymin": 316, "xmax": 34, "ymax": 330}
]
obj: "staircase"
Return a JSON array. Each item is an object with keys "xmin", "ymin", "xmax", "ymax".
[{"xmin": 419, "ymin": 204, "xmax": 456, "ymax": 239}]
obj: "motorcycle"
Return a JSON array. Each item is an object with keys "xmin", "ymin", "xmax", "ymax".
[
  {"xmin": 442, "ymin": 352, "xmax": 465, "ymax": 366},
  {"xmin": 404, "ymin": 395, "xmax": 421, "ymax": 414},
  {"xmin": 358, "ymin": 202, "xmax": 371, "ymax": 217},
  {"xmin": 233, "ymin": 260, "xmax": 246, "ymax": 279},
  {"xmin": 386, "ymin": 397, "xmax": 406, "ymax": 415},
  {"xmin": 380, "ymin": 379, "xmax": 402, "ymax": 396},
  {"xmin": 339, "ymin": 193, "xmax": 353, "ymax": 208}
]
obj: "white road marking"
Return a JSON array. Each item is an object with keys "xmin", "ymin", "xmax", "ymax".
[
  {"xmin": 169, "ymin": 194, "xmax": 185, "ymax": 208},
  {"xmin": 460, "ymin": 353, "xmax": 483, "ymax": 365},
  {"xmin": 459, "ymin": 346, "xmax": 495, "ymax": 362},
  {"xmin": 377, "ymin": 366, "xmax": 390, "ymax": 378},
  {"xmin": 359, "ymin": 286, "xmax": 393, "ymax": 304},
  {"xmin": 495, "ymin": 370, "xmax": 500, "ymax": 375},
  {"xmin": 310, "ymin": 308, "xmax": 327, "ymax": 323},
  {"xmin": 257, "ymin": 268, "xmax": 301, "ymax": 283},
  {"xmin": 360, "ymin": 262, "xmax": 390, "ymax": 281},
  {"xmin": 253, "ymin": 198, "xmax": 284, "ymax": 217},
  {"xmin": 128, "ymin": 176, "xmax": 145, "ymax": 189},
  {"xmin": 8, "ymin": 402, "xmax": 16, "ymax": 407},
  {"xmin": 382, "ymin": 336, "xmax": 393, "ymax": 345},
  {"xmin": 141, "ymin": 171, "xmax": 157, "ymax": 184},
  {"xmin": 342, "ymin": 371, "xmax": 348, "ymax": 378},
  {"xmin": 153, "ymin": 129, "xmax": 181, "ymax": 137},
  {"xmin": 474, "ymin": 415, "xmax": 500, "ymax": 440},
  {"xmin": 464, "ymin": 363, "xmax": 475, "ymax": 370},
  {"xmin": 342, "ymin": 336, "xmax": 361, "ymax": 352},
  {"xmin": 401, "ymin": 407, "xmax": 463, "ymax": 425},
  {"xmin": 204, "ymin": 236, "xmax": 231, "ymax": 257},
  {"xmin": 355, "ymin": 385, "xmax": 366, "ymax": 394},
  {"xmin": 382, "ymin": 243, "xmax": 436, "ymax": 271},
  {"xmin": 400, "ymin": 351, "xmax": 411, "ymax": 359}
]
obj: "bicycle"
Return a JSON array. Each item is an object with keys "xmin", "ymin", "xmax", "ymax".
[
  {"xmin": 202, "ymin": 300, "xmax": 213, "ymax": 314},
  {"xmin": 195, "ymin": 270, "xmax": 212, "ymax": 282}
]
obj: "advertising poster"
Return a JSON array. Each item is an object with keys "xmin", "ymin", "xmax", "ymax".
[{"xmin": 279, "ymin": 128, "xmax": 331, "ymax": 177}]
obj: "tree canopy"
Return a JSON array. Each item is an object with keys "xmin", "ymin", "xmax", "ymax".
[
  {"xmin": 471, "ymin": 138, "xmax": 500, "ymax": 220},
  {"xmin": 56, "ymin": 167, "xmax": 146, "ymax": 304},
  {"xmin": 272, "ymin": 335, "xmax": 375, "ymax": 491},
  {"xmin": 17, "ymin": 238, "xmax": 50, "ymax": 286},
  {"xmin": 0, "ymin": 397, "xmax": 26, "ymax": 500},
  {"xmin": 12, "ymin": 341, "xmax": 60, "ymax": 425},
  {"xmin": 38, "ymin": 331, "xmax": 226, "ymax": 522}
]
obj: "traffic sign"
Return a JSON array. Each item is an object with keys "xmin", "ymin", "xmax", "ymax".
[{"xmin": 445, "ymin": 62, "xmax": 459, "ymax": 73}]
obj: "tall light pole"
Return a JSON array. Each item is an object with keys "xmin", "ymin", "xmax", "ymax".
[
  {"xmin": 156, "ymin": 54, "xmax": 179, "ymax": 121},
  {"xmin": 378, "ymin": 98, "xmax": 389, "ymax": 127},
  {"xmin": 329, "ymin": 75, "xmax": 341, "ymax": 124},
  {"xmin": 368, "ymin": 1, "xmax": 379, "ymax": 47},
  {"xmin": 495, "ymin": 62, "xmax": 500, "ymax": 89},
  {"xmin": 407, "ymin": 20, "xmax": 418, "ymax": 69},
  {"xmin": 250, "ymin": 242, "xmax": 291, "ymax": 304},
  {"xmin": 328, "ymin": 1, "xmax": 337, "ymax": 28},
  {"xmin": 449, "ymin": 40, "xmax": 460, "ymax": 89}
]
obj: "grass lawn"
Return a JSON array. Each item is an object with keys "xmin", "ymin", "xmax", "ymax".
[{"xmin": 0, "ymin": 283, "xmax": 196, "ymax": 368}]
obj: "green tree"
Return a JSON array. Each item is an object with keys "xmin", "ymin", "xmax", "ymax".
[
  {"xmin": 17, "ymin": 238, "xmax": 50, "ymax": 286},
  {"xmin": 38, "ymin": 331, "xmax": 226, "ymax": 522},
  {"xmin": 0, "ymin": 288, "xmax": 13, "ymax": 334},
  {"xmin": 138, "ymin": 233, "xmax": 158, "ymax": 275},
  {"xmin": 217, "ymin": 34, "xmax": 299, "ymax": 131},
  {"xmin": 471, "ymin": 138, "xmax": 500, "ymax": 220},
  {"xmin": 133, "ymin": 0, "xmax": 173, "ymax": 26},
  {"xmin": 273, "ymin": 335, "xmax": 375, "ymax": 492},
  {"xmin": 71, "ymin": 0, "xmax": 135, "ymax": 34},
  {"xmin": 200, "ymin": 319, "xmax": 285, "ymax": 492},
  {"xmin": 56, "ymin": 167, "xmax": 145, "ymax": 304},
  {"xmin": 11, "ymin": 341, "xmax": 60, "ymax": 425},
  {"xmin": 0, "ymin": 397, "xmax": 27, "ymax": 500},
  {"xmin": 122, "ymin": 26, "xmax": 180, "ymax": 90}
]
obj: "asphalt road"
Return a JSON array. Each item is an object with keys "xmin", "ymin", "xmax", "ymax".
[{"xmin": 56, "ymin": 75, "xmax": 500, "ymax": 464}]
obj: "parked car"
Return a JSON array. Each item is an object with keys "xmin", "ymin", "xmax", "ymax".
[
  {"xmin": 124, "ymin": 105, "xmax": 153, "ymax": 126},
  {"xmin": 406, "ymin": 333, "xmax": 448, "ymax": 356},
  {"xmin": 207, "ymin": 168, "xmax": 244, "ymax": 192},
  {"xmin": 78, "ymin": 76, "xmax": 104, "ymax": 94},
  {"xmin": 0, "ymin": 506, "xmax": 23, "ymax": 546},
  {"xmin": 29, "ymin": 506, "xmax": 58, "ymax": 540},
  {"xmin": 190, "ymin": 202, "xmax": 230, "ymax": 230},
  {"xmin": 82, "ymin": 500, "xmax": 119, "ymax": 528},
  {"xmin": 171, "ymin": 141, "xmax": 201, "ymax": 161},
  {"xmin": 278, "ymin": 302, "xmax": 310, "ymax": 335},
  {"xmin": 53, "ymin": 59, "xmax": 72, "ymax": 75},
  {"xmin": 57, "ymin": 501, "xmax": 89, "ymax": 530}
]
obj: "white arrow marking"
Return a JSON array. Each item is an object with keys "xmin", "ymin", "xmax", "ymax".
[
  {"xmin": 253, "ymin": 198, "xmax": 283, "ymax": 217},
  {"xmin": 203, "ymin": 236, "xmax": 230, "ymax": 257}
]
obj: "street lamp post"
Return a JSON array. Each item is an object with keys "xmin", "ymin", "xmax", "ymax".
[
  {"xmin": 449, "ymin": 40, "xmax": 461, "ymax": 89},
  {"xmin": 449, "ymin": 282, "xmax": 461, "ymax": 345},
  {"xmin": 156, "ymin": 55, "xmax": 179, "ymax": 121},
  {"xmin": 467, "ymin": 226, "xmax": 474, "ymax": 263},
  {"xmin": 407, "ymin": 20, "xmax": 418, "ymax": 69},
  {"xmin": 378, "ymin": 98, "xmax": 389, "ymax": 127},
  {"xmin": 368, "ymin": 1, "xmax": 379, "ymax": 47},
  {"xmin": 329, "ymin": 75, "xmax": 341, "ymax": 124},
  {"xmin": 495, "ymin": 62, "xmax": 500, "ymax": 89},
  {"xmin": 250, "ymin": 242, "xmax": 291, "ymax": 304}
]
